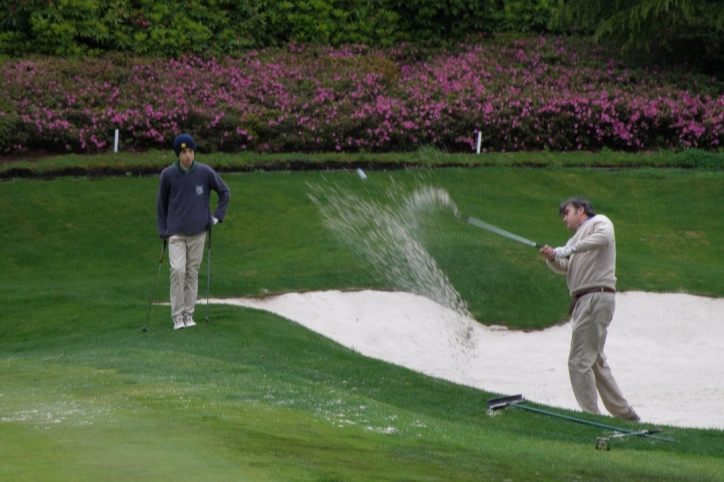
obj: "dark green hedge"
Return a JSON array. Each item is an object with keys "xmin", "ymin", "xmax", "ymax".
[{"xmin": 0, "ymin": 0, "xmax": 558, "ymax": 57}]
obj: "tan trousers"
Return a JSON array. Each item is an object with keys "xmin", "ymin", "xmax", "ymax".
[
  {"xmin": 568, "ymin": 292, "xmax": 636, "ymax": 419},
  {"xmin": 168, "ymin": 232, "xmax": 207, "ymax": 321}
]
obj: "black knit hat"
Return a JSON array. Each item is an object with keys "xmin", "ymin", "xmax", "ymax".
[{"xmin": 173, "ymin": 133, "xmax": 196, "ymax": 156}]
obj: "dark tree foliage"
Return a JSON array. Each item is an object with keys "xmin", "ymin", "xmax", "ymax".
[
  {"xmin": 0, "ymin": 0, "xmax": 558, "ymax": 57},
  {"xmin": 552, "ymin": 0, "xmax": 724, "ymax": 75}
]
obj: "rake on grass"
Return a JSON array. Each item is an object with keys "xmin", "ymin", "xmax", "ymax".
[{"xmin": 487, "ymin": 394, "xmax": 674, "ymax": 444}]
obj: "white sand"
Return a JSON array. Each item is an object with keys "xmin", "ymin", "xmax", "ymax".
[{"xmin": 212, "ymin": 291, "xmax": 724, "ymax": 430}]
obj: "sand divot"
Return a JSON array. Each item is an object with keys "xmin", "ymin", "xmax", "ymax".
[{"xmin": 212, "ymin": 290, "xmax": 724, "ymax": 430}]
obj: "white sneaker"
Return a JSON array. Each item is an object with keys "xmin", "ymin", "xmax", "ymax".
[
  {"xmin": 173, "ymin": 316, "xmax": 185, "ymax": 330},
  {"xmin": 183, "ymin": 313, "xmax": 196, "ymax": 328}
]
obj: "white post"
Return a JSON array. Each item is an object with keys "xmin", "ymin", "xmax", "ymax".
[
  {"xmin": 476, "ymin": 131, "xmax": 482, "ymax": 154},
  {"xmin": 114, "ymin": 129, "xmax": 119, "ymax": 153}
]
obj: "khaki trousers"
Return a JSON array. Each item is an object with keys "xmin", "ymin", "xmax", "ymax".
[
  {"xmin": 568, "ymin": 292, "xmax": 635, "ymax": 419},
  {"xmin": 168, "ymin": 232, "xmax": 207, "ymax": 321}
]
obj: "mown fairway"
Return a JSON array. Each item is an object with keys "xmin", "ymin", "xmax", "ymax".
[{"xmin": 1, "ymin": 166, "xmax": 723, "ymax": 481}]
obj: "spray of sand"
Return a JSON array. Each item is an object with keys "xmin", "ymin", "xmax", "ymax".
[{"xmin": 308, "ymin": 182, "xmax": 474, "ymax": 350}]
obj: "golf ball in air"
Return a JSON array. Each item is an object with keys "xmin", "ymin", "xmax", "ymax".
[{"xmin": 356, "ymin": 168, "xmax": 367, "ymax": 180}]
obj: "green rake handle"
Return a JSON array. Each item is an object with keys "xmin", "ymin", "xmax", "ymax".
[{"xmin": 511, "ymin": 403, "xmax": 675, "ymax": 442}]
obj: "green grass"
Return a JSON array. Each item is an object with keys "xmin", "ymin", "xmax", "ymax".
[
  {"xmin": 1, "ymin": 166, "xmax": 723, "ymax": 481},
  {"xmin": 1, "ymin": 147, "xmax": 723, "ymax": 178}
]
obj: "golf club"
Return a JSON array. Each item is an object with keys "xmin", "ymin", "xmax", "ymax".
[
  {"xmin": 206, "ymin": 224, "xmax": 212, "ymax": 322},
  {"xmin": 467, "ymin": 216, "xmax": 543, "ymax": 249},
  {"xmin": 142, "ymin": 238, "xmax": 167, "ymax": 332}
]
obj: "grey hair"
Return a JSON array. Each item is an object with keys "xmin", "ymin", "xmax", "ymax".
[{"xmin": 559, "ymin": 197, "xmax": 596, "ymax": 217}]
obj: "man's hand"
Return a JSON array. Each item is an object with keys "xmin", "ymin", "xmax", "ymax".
[
  {"xmin": 212, "ymin": 216, "xmax": 219, "ymax": 225},
  {"xmin": 540, "ymin": 245, "xmax": 555, "ymax": 261},
  {"xmin": 553, "ymin": 245, "xmax": 577, "ymax": 258}
]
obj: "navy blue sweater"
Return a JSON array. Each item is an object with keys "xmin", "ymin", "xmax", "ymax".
[{"xmin": 157, "ymin": 161, "xmax": 230, "ymax": 237}]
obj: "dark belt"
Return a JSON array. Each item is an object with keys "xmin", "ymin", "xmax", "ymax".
[{"xmin": 569, "ymin": 287, "xmax": 616, "ymax": 315}]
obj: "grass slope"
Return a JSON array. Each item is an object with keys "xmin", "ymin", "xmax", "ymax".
[{"xmin": 1, "ymin": 167, "xmax": 723, "ymax": 481}]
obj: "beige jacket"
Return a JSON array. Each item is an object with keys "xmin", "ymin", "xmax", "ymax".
[{"xmin": 546, "ymin": 214, "xmax": 616, "ymax": 296}]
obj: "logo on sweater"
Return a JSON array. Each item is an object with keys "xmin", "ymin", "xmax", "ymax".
[{"xmin": 195, "ymin": 185, "xmax": 204, "ymax": 195}]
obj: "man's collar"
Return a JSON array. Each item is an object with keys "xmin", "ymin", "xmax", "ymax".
[
  {"xmin": 174, "ymin": 160, "xmax": 197, "ymax": 174},
  {"xmin": 577, "ymin": 215, "xmax": 595, "ymax": 230}
]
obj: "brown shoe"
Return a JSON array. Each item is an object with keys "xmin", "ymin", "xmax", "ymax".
[{"xmin": 624, "ymin": 410, "xmax": 640, "ymax": 423}]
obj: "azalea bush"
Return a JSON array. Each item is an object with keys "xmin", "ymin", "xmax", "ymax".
[{"xmin": 2, "ymin": 35, "xmax": 723, "ymax": 155}]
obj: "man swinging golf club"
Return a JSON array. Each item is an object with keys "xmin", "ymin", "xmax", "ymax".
[
  {"xmin": 157, "ymin": 133, "xmax": 230, "ymax": 330},
  {"xmin": 540, "ymin": 197, "xmax": 640, "ymax": 422}
]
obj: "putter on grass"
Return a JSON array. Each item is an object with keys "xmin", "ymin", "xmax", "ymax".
[
  {"xmin": 142, "ymin": 239, "xmax": 167, "ymax": 332},
  {"xmin": 206, "ymin": 224, "xmax": 212, "ymax": 323}
]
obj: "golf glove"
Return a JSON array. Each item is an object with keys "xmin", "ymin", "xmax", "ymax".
[
  {"xmin": 212, "ymin": 216, "xmax": 219, "ymax": 225},
  {"xmin": 553, "ymin": 245, "xmax": 577, "ymax": 258}
]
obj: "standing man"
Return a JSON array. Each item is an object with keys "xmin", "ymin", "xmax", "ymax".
[
  {"xmin": 540, "ymin": 197, "xmax": 639, "ymax": 422},
  {"xmin": 157, "ymin": 133, "xmax": 230, "ymax": 330}
]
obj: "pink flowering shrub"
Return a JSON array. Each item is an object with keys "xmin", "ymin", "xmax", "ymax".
[{"xmin": 1, "ymin": 36, "xmax": 722, "ymax": 154}]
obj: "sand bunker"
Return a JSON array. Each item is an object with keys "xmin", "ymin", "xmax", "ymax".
[{"xmin": 212, "ymin": 290, "xmax": 724, "ymax": 430}]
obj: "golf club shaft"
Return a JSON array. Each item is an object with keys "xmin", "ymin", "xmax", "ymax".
[
  {"xmin": 144, "ymin": 239, "xmax": 167, "ymax": 328},
  {"xmin": 206, "ymin": 224, "xmax": 212, "ymax": 322},
  {"xmin": 467, "ymin": 216, "xmax": 542, "ymax": 249}
]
